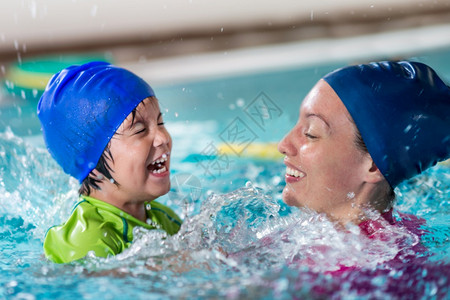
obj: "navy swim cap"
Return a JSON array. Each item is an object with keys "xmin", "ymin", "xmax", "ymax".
[
  {"xmin": 38, "ymin": 61, "xmax": 155, "ymax": 182},
  {"xmin": 323, "ymin": 61, "xmax": 450, "ymax": 187}
]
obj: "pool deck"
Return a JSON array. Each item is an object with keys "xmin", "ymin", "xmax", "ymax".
[
  {"xmin": 0, "ymin": 0, "xmax": 449, "ymax": 63},
  {"xmin": 123, "ymin": 23, "xmax": 450, "ymax": 85}
]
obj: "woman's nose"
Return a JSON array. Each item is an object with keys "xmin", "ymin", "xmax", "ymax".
[{"xmin": 278, "ymin": 128, "xmax": 298, "ymax": 156}]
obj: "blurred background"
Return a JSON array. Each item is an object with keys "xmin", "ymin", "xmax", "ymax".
[
  {"xmin": 1, "ymin": 0, "xmax": 450, "ymax": 137},
  {"xmin": 1, "ymin": 0, "xmax": 450, "ymax": 62}
]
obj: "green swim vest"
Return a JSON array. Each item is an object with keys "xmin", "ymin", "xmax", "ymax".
[{"xmin": 43, "ymin": 196, "xmax": 182, "ymax": 264}]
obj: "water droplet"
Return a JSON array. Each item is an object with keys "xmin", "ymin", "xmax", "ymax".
[
  {"xmin": 236, "ymin": 98, "xmax": 245, "ymax": 107},
  {"xmin": 6, "ymin": 280, "xmax": 18, "ymax": 288},
  {"xmin": 91, "ymin": 5, "xmax": 98, "ymax": 16},
  {"xmin": 174, "ymin": 112, "xmax": 179, "ymax": 117},
  {"xmin": 29, "ymin": 0, "xmax": 37, "ymax": 19},
  {"xmin": 421, "ymin": 269, "xmax": 428, "ymax": 277},
  {"xmin": 76, "ymin": 157, "xmax": 85, "ymax": 166},
  {"xmin": 41, "ymin": 266, "xmax": 49, "ymax": 276}
]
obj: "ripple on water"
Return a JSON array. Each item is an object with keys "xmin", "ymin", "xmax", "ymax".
[{"xmin": 0, "ymin": 130, "xmax": 449, "ymax": 299}]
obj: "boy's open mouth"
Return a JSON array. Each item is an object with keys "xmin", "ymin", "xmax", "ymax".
[{"xmin": 147, "ymin": 153, "xmax": 169, "ymax": 174}]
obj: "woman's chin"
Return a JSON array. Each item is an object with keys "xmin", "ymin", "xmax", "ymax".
[{"xmin": 282, "ymin": 187, "xmax": 297, "ymax": 207}]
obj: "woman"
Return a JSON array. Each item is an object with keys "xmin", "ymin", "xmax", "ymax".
[{"xmin": 278, "ymin": 61, "xmax": 449, "ymax": 224}]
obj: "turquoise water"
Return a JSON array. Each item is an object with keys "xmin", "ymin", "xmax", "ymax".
[{"xmin": 1, "ymin": 48, "xmax": 449, "ymax": 299}]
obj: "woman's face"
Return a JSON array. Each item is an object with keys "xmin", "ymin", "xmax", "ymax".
[{"xmin": 278, "ymin": 80, "xmax": 372, "ymax": 221}]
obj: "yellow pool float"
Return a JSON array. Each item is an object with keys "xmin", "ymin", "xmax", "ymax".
[
  {"xmin": 3, "ymin": 54, "xmax": 111, "ymax": 100},
  {"xmin": 217, "ymin": 142, "xmax": 283, "ymax": 161},
  {"xmin": 218, "ymin": 142, "xmax": 449, "ymax": 167}
]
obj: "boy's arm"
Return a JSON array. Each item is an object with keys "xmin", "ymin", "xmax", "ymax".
[{"xmin": 43, "ymin": 213, "xmax": 125, "ymax": 264}]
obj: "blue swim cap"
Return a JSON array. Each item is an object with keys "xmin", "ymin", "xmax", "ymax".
[
  {"xmin": 323, "ymin": 61, "xmax": 450, "ymax": 187},
  {"xmin": 37, "ymin": 61, "xmax": 155, "ymax": 182}
]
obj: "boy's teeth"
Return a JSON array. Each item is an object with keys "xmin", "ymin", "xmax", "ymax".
[
  {"xmin": 152, "ymin": 154, "xmax": 168, "ymax": 165},
  {"xmin": 152, "ymin": 166, "xmax": 167, "ymax": 174},
  {"xmin": 286, "ymin": 167, "xmax": 305, "ymax": 178}
]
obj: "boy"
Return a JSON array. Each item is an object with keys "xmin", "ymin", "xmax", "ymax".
[{"xmin": 38, "ymin": 61, "xmax": 182, "ymax": 264}]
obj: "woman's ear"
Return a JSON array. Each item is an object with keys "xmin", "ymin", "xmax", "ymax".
[{"xmin": 364, "ymin": 158, "xmax": 385, "ymax": 183}]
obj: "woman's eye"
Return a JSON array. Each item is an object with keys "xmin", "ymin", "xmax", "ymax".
[
  {"xmin": 157, "ymin": 121, "xmax": 165, "ymax": 126},
  {"xmin": 305, "ymin": 132, "xmax": 318, "ymax": 139}
]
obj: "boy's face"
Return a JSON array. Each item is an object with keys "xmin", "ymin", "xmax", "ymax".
[{"xmin": 107, "ymin": 97, "xmax": 172, "ymax": 202}]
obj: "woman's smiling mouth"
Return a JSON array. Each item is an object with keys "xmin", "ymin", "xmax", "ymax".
[
  {"xmin": 284, "ymin": 161, "xmax": 306, "ymax": 184},
  {"xmin": 286, "ymin": 166, "xmax": 305, "ymax": 178}
]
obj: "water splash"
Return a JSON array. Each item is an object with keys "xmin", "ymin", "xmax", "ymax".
[
  {"xmin": 0, "ymin": 129, "xmax": 77, "ymax": 238},
  {"xmin": 0, "ymin": 129, "xmax": 448, "ymax": 299}
]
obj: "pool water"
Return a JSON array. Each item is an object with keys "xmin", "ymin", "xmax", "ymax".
[{"xmin": 1, "ymin": 48, "xmax": 449, "ymax": 299}]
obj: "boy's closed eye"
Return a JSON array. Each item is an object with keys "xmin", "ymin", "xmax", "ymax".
[
  {"xmin": 157, "ymin": 112, "xmax": 165, "ymax": 126},
  {"xmin": 133, "ymin": 122, "xmax": 146, "ymax": 135},
  {"xmin": 130, "ymin": 112, "xmax": 164, "ymax": 135}
]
